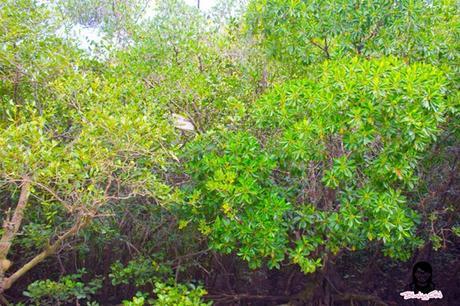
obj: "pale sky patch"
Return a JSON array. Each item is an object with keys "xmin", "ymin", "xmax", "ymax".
[{"xmin": 55, "ymin": 0, "xmax": 219, "ymax": 55}]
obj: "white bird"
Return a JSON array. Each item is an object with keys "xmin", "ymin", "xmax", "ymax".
[{"xmin": 172, "ymin": 113, "xmax": 195, "ymax": 131}]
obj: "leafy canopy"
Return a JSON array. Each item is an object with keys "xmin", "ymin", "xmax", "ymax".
[{"xmin": 181, "ymin": 56, "xmax": 453, "ymax": 272}]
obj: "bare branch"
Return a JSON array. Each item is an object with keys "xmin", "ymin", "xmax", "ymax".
[{"xmin": 0, "ymin": 176, "xmax": 31, "ymax": 262}]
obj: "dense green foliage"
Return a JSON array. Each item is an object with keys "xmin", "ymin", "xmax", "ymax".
[
  {"xmin": 181, "ymin": 56, "xmax": 454, "ymax": 273},
  {"xmin": 0, "ymin": 0, "xmax": 458, "ymax": 305},
  {"xmin": 246, "ymin": 0, "xmax": 458, "ymax": 71},
  {"xmin": 23, "ymin": 269, "xmax": 102, "ymax": 305}
]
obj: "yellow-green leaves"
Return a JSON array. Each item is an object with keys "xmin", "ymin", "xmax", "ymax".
[{"xmin": 181, "ymin": 131, "xmax": 290, "ymax": 269}]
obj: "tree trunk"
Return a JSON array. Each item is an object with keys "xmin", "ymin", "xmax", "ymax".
[{"xmin": 0, "ymin": 177, "xmax": 31, "ymax": 277}]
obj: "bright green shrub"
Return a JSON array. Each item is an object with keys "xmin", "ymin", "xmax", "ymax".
[
  {"xmin": 109, "ymin": 256, "xmax": 173, "ymax": 287},
  {"xmin": 181, "ymin": 56, "xmax": 454, "ymax": 273},
  {"xmin": 153, "ymin": 282, "xmax": 211, "ymax": 306},
  {"xmin": 23, "ymin": 269, "xmax": 102, "ymax": 305},
  {"xmin": 121, "ymin": 283, "xmax": 210, "ymax": 306},
  {"xmin": 180, "ymin": 131, "xmax": 291, "ymax": 269}
]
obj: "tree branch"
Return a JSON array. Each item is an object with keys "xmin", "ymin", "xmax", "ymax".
[
  {"xmin": 0, "ymin": 215, "xmax": 91, "ymax": 293},
  {"xmin": 309, "ymin": 38, "xmax": 330, "ymax": 59},
  {"xmin": 0, "ymin": 176, "xmax": 31, "ymax": 263}
]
